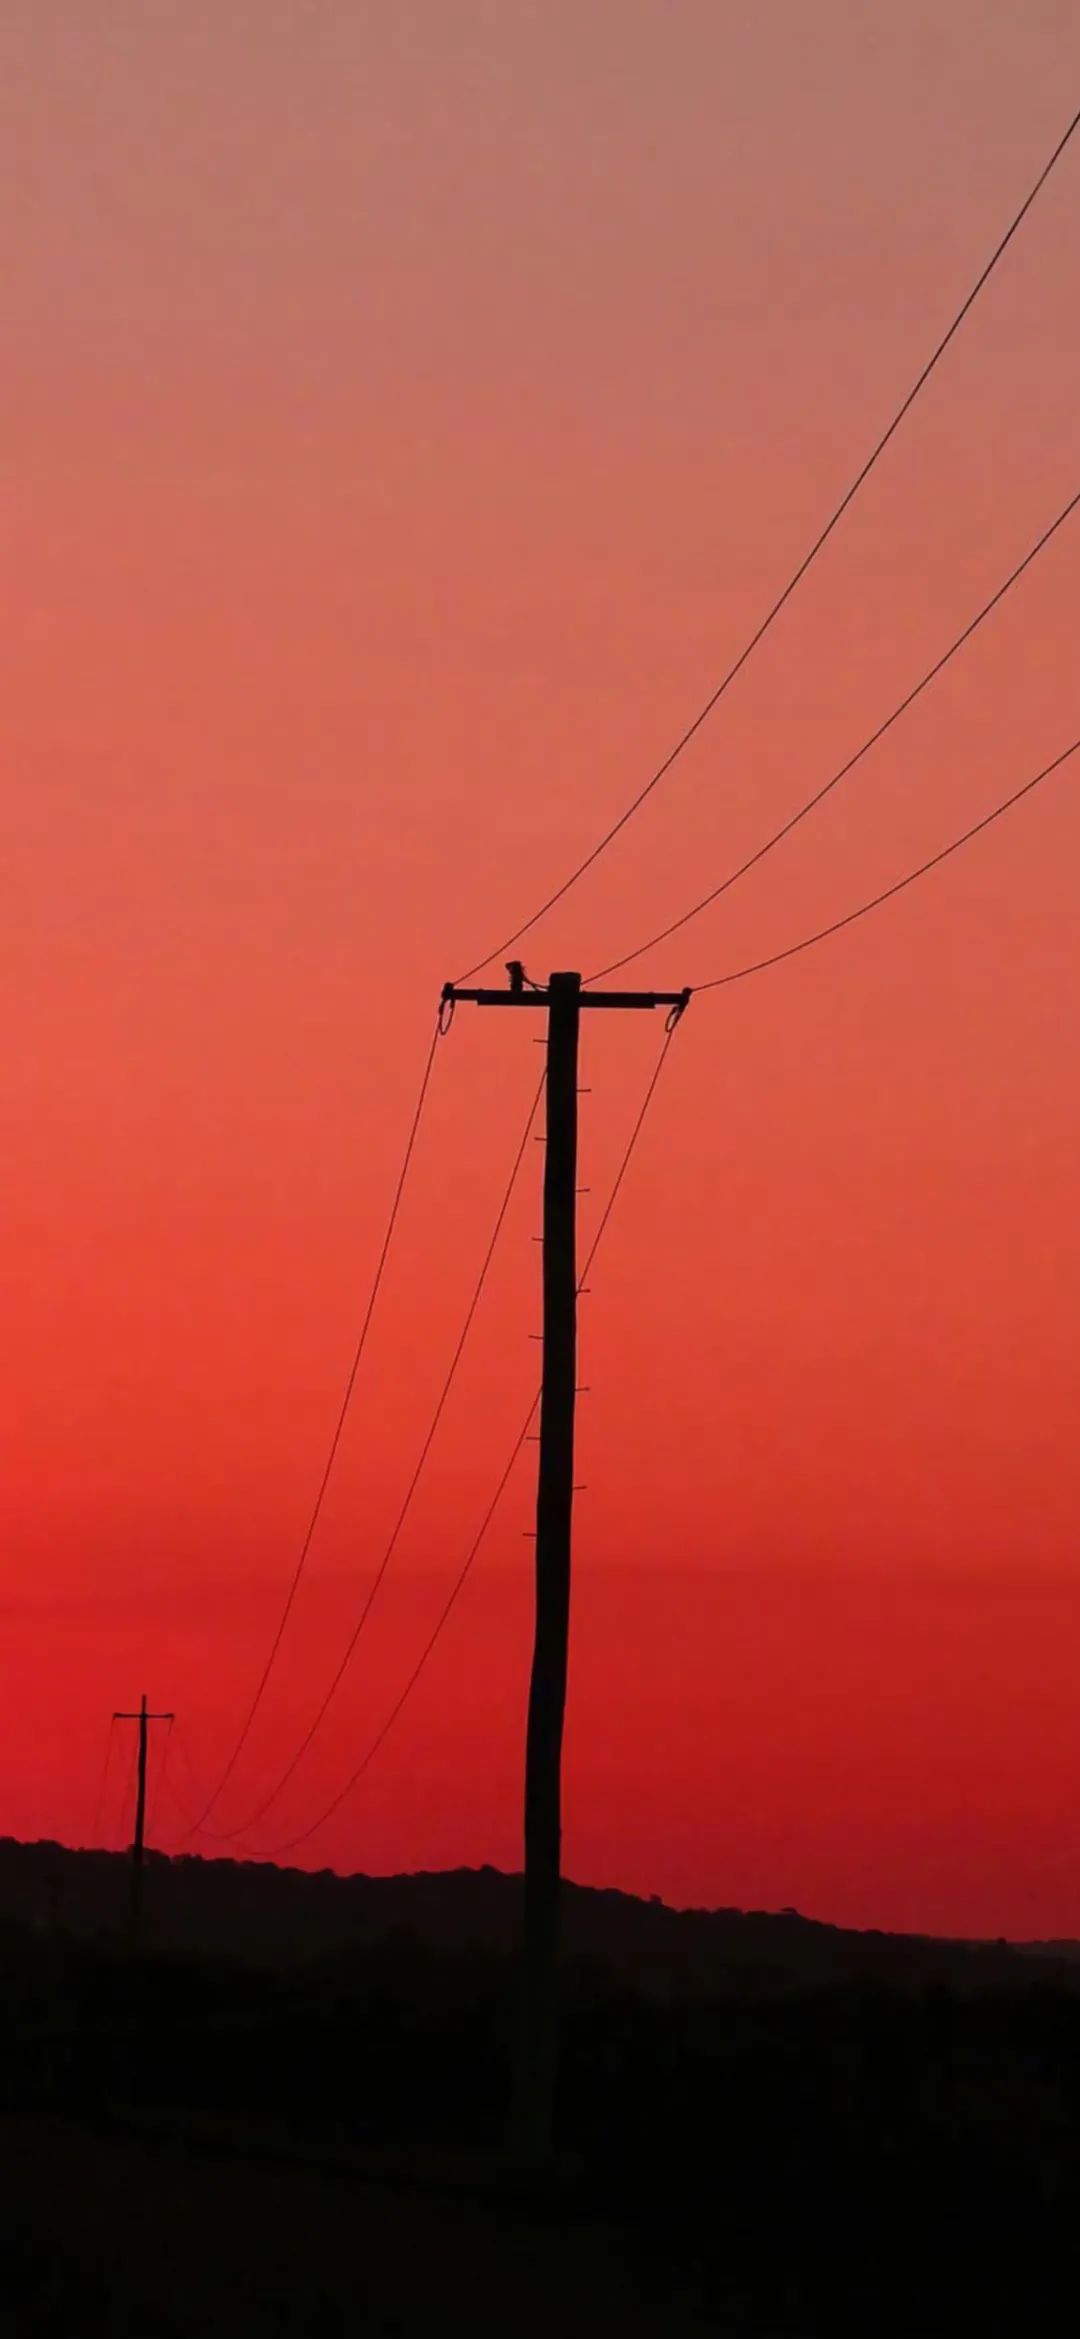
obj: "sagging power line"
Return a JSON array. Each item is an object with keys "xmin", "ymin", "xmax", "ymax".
[
  {"xmin": 453, "ymin": 100, "xmax": 1080, "ymax": 986},
  {"xmin": 184, "ymin": 1015, "xmax": 446, "ymax": 1836},
  {"xmin": 589, "ymin": 482, "xmax": 1080, "ymax": 980},
  {"xmin": 88, "ymin": 1716, "xmax": 118, "ymax": 1850},
  {"xmin": 690, "ymin": 733, "xmax": 1080, "ymax": 994},
  {"xmin": 215, "ymin": 1068, "xmax": 548, "ymax": 1839}
]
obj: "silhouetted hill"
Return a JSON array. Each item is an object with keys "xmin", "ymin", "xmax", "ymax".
[
  {"xmin": 2, "ymin": 1835, "xmax": 1076, "ymax": 1994},
  {"xmin": 6, "ymin": 1835, "xmax": 1080, "ymax": 2331}
]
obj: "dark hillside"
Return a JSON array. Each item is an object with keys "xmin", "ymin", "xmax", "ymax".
[
  {"xmin": 4, "ymin": 1839, "xmax": 1080, "ymax": 2331},
  {"xmin": 2, "ymin": 1836, "xmax": 1073, "ymax": 1994}
]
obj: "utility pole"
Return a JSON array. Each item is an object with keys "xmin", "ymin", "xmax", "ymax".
[
  {"xmin": 441, "ymin": 966, "xmax": 689, "ymax": 2166},
  {"xmin": 113, "ymin": 1693, "xmax": 174, "ymax": 1950}
]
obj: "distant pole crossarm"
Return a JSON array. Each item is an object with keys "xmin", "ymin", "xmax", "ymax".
[
  {"xmin": 113, "ymin": 1693, "xmax": 175, "ymax": 1949},
  {"xmin": 442, "ymin": 970, "xmax": 689, "ymax": 2167}
]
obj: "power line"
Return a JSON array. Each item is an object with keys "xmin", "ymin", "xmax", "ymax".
[
  {"xmin": 88, "ymin": 1716, "xmax": 118, "ymax": 1849},
  {"xmin": 259, "ymin": 1021, "xmax": 683, "ymax": 1859},
  {"xmin": 156, "ymin": 1724, "xmax": 214, "ymax": 1845},
  {"xmin": 150, "ymin": 1713, "xmax": 232, "ymax": 1847},
  {"xmin": 217, "ymin": 1068, "xmax": 548, "ymax": 1839},
  {"xmin": 183, "ymin": 1013, "xmax": 445, "ymax": 1835},
  {"xmin": 690, "ymin": 733, "xmax": 1079, "ymax": 993},
  {"xmin": 114, "ymin": 1728, "xmax": 140, "ymax": 1851},
  {"xmin": 144, "ymin": 1716, "xmax": 175, "ymax": 1842},
  {"xmin": 453, "ymin": 101, "xmax": 1080, "ymax": 987},
  {"xmin": 579, "ymin": 1020, "xmax": 683, "ymax": 1270},
  {"xmin": 589, "ymin": 484, "xmax": 1080, "ymax": 979}
]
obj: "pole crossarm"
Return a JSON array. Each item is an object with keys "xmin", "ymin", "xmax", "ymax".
[{"xmin": 443, "ymin": 978, "xmax": 691, "ymax": 1016}]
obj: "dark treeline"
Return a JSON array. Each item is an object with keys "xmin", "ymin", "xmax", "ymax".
[{"xmin": 2, "ymin": 1836, "xmax": 1071, "ymax": 1991}]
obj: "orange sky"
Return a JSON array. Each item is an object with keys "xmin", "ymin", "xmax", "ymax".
[{"xmin": 3, "ymin": 3, "xmax": 1079, "ymax": 1937}]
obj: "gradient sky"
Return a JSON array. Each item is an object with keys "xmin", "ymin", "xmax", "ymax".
[{"xmin": 4, "ymin": 2, "xmax": 1079, "ymax": 1937}]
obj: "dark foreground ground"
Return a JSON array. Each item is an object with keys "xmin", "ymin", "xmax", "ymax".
[
  {"xmin": 3, "ymin": 1851, "xmax": 1080, "ymax": 2334},
  {"xmin": 3, "ymin": 2110, "xmax": 698, "ymax": 2339}
]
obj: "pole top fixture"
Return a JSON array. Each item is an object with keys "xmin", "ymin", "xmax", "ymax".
[{"xmin": 440, "ymin": 974, "xmax": 692, "ymax": 1016}]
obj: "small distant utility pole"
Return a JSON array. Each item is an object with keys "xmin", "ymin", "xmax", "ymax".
[
  {"xmin": 440, "ymin": 965, "xmax": 689, "ymax": 2166},
  {"xmin": 113, "ymin": 1693, "xmax": 174, "ymax": 1950}
]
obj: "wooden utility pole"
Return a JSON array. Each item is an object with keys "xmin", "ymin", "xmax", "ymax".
[
  {"xmin": 441, "ymin": 966, "xmax": 689, "ymax": 2165},
  {"xmin": 520, "ymin": 969, "xmax": 579, "ymax": 2161},
  {"xmin": 113, "ymin": 1693, "xmax": 174, "ymax": 1949}
]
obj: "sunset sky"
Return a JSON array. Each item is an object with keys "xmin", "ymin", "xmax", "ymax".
[{"xmin": 4, "ymin": 2, "xmax": 1079, "ymax": 1939}]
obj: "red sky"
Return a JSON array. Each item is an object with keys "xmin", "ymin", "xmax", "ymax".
[{"xmin": 3, "ymin": 2, "xmax": 1079, "ymax": 1938}]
